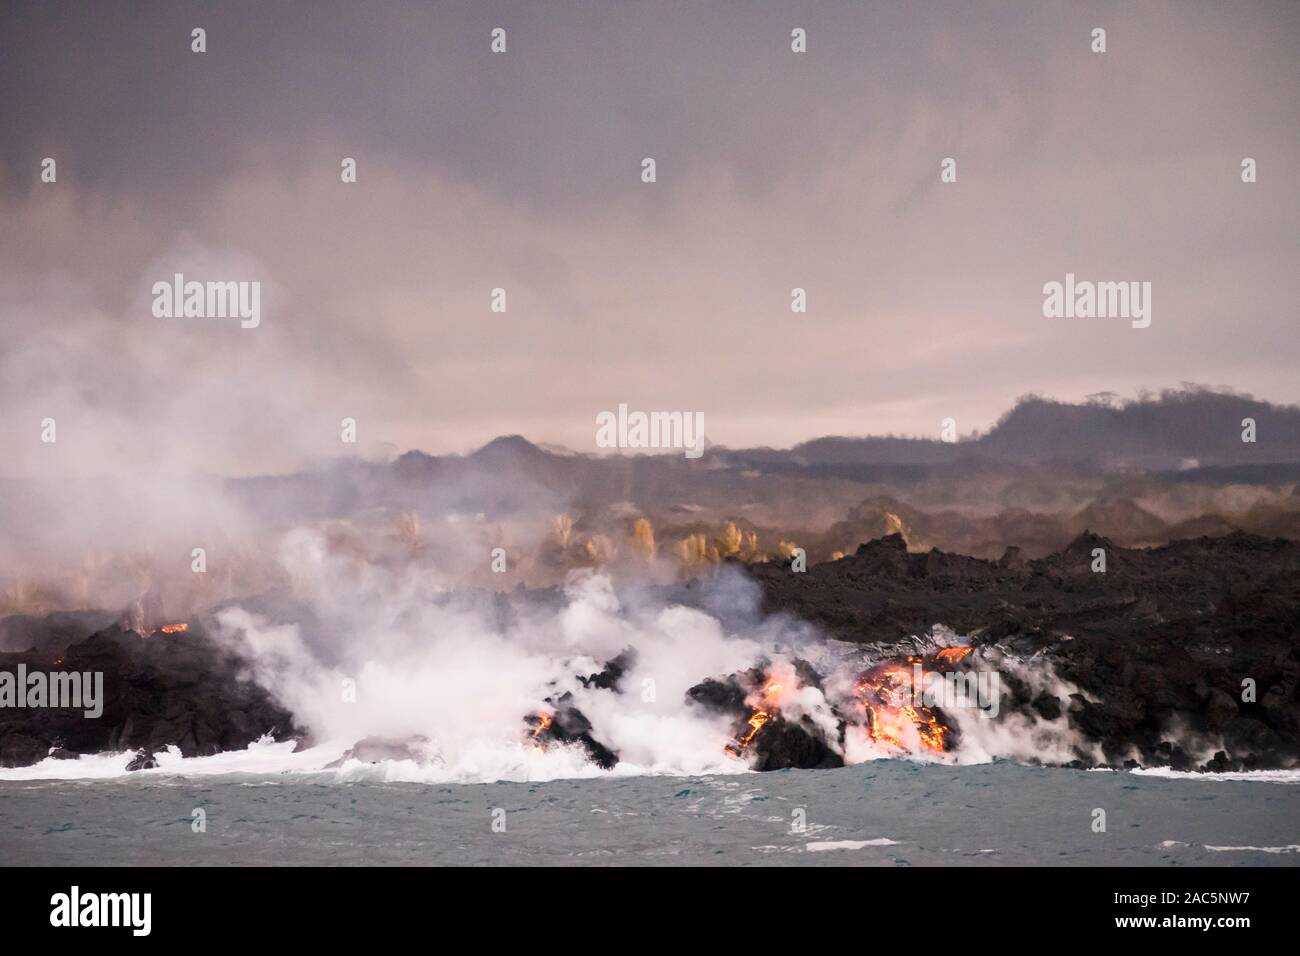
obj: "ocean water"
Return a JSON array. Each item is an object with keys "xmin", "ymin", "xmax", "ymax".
[{"xmin": 2, "ymin": 752, "xmax": 1298, "ymax": 866}]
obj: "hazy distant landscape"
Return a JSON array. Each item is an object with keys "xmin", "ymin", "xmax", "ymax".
[{"xmin": 3, "ymin": 386, "xmax": 1297, "ymax": 619}]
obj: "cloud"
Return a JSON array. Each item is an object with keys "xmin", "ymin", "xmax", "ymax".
[{"xmin": 1, "ymin": 0, "xmax": 1297, "ymax": 475}]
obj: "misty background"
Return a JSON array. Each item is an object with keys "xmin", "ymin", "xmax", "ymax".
[
  {"xmin": 2, "ymin": 0, "xmax": 1297, "ymax": 480},
  {"xmin": 1, "ymin": 1, "xmax": 1299, "ymax": 618}
]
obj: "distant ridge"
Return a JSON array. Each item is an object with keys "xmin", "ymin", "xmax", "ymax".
[
  {"xmin": 782, "ymin": 389, "xmax": 1300, "ymax": 469},
  {"xmin": 469, "ymin": 435, "xmax": 547, "ymax": 460},
  {"xmin": 376, "ymin": 390, "xmax": 1300, "ymax": 484},
  {"xmin": 164, "ymin": 389, "xmax": 1300, "ymax": 529}
]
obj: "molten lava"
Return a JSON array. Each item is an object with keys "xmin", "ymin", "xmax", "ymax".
[
  {"xmin": 528, "ymin": 711, "xmax": 554, "ymax": 752},
  {"xmin": 725, "ymin": 679, "xmax": 784, "ymax": 756},
  {"xmin": 144, "ymin": 623, "xmax": 190, "ymax": 638},
  {"xmin": 934, "ymin": 646, "xmax": 972, "ymax": 663},
  {"xmin": 725, "ymin": 709, "xmax": 772, "ymax": 756},
  {"xmin": 855, "ymin": 656, "xmax": 949, "ymax": 754}
]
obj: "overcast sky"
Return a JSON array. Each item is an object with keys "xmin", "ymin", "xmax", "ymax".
[{"xmin": 2, "ymin": 0, "xmax": 1297, "ymax": 477}]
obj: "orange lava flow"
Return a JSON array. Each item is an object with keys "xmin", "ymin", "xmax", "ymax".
[
  {"xmin": 855, "ymin": 660, "xmax": 948, "ymax": 754},
  {"xmin": 158, "ymin": 623, "xmax": 189, "ymax": 635},
  {"xmin": 726, "ymin": 676, "xmax": 787, "ymax": 757},
  {"xmin": 726, "ymin": 709, "xmax": 772, "ymax": 756},
  {"xmin": 529, "ymin": 711, "xmax": 553, "ymax": 752}
]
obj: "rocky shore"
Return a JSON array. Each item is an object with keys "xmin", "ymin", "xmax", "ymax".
[
  {"xmin": 2, "ymin": 531, "xmax": 1296, "ymax": 773},
  {"xmin": 749, "ymin": 531, "xmax": 1300, "ymax": 770},
  {"xmin": 0, "ymin": 623, "xmax": 300, "ymax": 768}
]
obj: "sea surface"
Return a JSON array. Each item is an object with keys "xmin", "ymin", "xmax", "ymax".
[{"xmin": 2, "ymin": 757, "xmax": 1298, "ymax": 866}]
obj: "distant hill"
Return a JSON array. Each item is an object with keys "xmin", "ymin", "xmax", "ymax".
[
  {"xmin": 209, "ymin": 389, "xmax": 1300, "ymax": 527},
  {"xmin": 780, "ymin": 389, "xmax": 1300, "ymax": 470},
  {"xmin": 977, "ymin": 390, "xmax": 1300, "ymax": 467}
]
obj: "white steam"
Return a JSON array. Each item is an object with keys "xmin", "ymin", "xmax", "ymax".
[
  {"xmin": 1, "ymin": 525, "xmax": 1140, "ymax": 784},
  {"xmin": 213, "ymin": 528, "xmax": 786, "ymax": 783},
  {"xmin": 197, "ymin": 525, "xmax": 1130, "ymax": 783}
]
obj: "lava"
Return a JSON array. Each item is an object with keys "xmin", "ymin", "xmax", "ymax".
[
  {"xmin": 726, "ymin": 709, "xmax": 772, "ymax": 756},
  {"xmin": 725, "ymin": 679, "xmax": 784, "ymax": 757},
  {"xmin": 854, "ymin": 655, "xmax": 950, "ymax": 754},
  {"xmin": 527, "ymin": 711, "xmax": 554, "ymax": 752},
  {"xmin": 143, "ymin": 622, "xmax": 190, "ymax": 639}
]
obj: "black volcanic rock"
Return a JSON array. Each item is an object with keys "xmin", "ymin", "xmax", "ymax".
[
  {"xmin": 579, "ymin": 649, "xmax": 636, "ymax": 691},
  {"xmin": 748, "ymin": 716, "xmax": 844, "ymax": 772},
  {"xmin": 0, "ymin": 624, "xmax": 303, "ymax": 768},
  {"xmin": 686, "ymin": 677, "xmax": 748, "ymax": 713},
  {"xmin": 533, "ymin": 693, "xmax": 619, "ymax": 770},
  {"xmin": 749, "ymin": 531, "xmax": 1300, "ymax": 770},
  {"xmin": 125, "ymin": 750, "xmax": 158, "ymax": 772},
  {"xmin": 0, "ymin": 733, "xmax": 48, "ymax": 767},
  {"xmin": 687, "ymin": 659, "xmax": 845, "ymax": 771}
]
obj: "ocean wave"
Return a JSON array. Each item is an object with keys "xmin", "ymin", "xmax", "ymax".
[
  {"xmin": 1132, "ymin": 767, "xmax": 1300, "ymax": 785},
  {"xmin": 4, "ymin": 734, "xmax": 1299, "ymax": 787},
  {"xmin": 0, "ymin": 734, "xmax": 752, "ymax": 784}
]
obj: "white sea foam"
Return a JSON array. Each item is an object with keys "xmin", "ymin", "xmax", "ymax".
[
  {"xmin": 1133, "ymin": 767, "xmax": 1300, "ymax": 785},
  {"xmin": 0, "ymin": 737, "xmax": 331, "ymax": 781},
  {"xmin": 806, "ymin": 838, "xmax": 902, "ymax": 851},
  {"xmin": 1204, "ymin": 844, "xmax": 1300, "ymax": 853}
]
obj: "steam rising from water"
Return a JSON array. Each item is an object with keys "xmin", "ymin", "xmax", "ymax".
[
  {"xmin": 214, "ymin": 528, "xmax": 785, "ymax": 782},
  {"xmin": 182, "ymin": 527, "xmax": 1098, "ymax": 783},
  {"xmin": 0, "ymin": 526, "xmax": 1221, "ymax": 784}
]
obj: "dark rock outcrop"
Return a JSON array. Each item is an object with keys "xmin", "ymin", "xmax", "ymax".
[
  {"xmin": 530, "ymin": 693, "xmax": 618, "ymax": 770},
  {"xmin": 579, "ymin": 648, "xmax": 636, "ymax": 691},
  {"xmin": 125, "ymin": 749, "xmax": 158, "ymax": 772},
  {"xmin": 749, "ymin": 531, "xmax": 1300, "ymax": 770},
  {"xmin": 0, "ymin": 624, "xmax": 302, "ymax": 768},
  {"xmin": 746, "ymin": 716, "xmax": 845, "ymax": 772},
  {"xmin": 687, "ymin": 660, "xmax": 845, "ymax": 771}
]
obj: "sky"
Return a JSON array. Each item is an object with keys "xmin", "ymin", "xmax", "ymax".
[{"xmin": 2, "ymin": 0, "xmax": 1298, "ymax": 477}]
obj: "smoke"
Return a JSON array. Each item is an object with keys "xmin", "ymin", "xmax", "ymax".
[
  {"xmin": 0, "ymin": 513, "xmax": 1217, "ymax": 783},
  {"xmin": 191, "ymin": 524, "xmax": 1118, "ymax": 784},
  {"xmin": 211, "ymin": 529, "xmax": 787, "ymax": 782}
]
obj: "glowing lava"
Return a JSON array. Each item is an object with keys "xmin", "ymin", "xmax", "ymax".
[
  {"xmin": 725, "ymin": 679, "xmax": 785, "ymax": 757},
  {"xmin": 145, "ymin": 623, "xmax": 190, "ymax": 638},
  {"xmin": 855, "ymin": 656, "xmax": 949, "ymax": 754},
  {"xmin": 726, "ymin": 709, "xmax": 772, "ymax": 756},
  {"xmin": 528, "ymin": 711, "xmax": 554, "ymax": 752}
]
